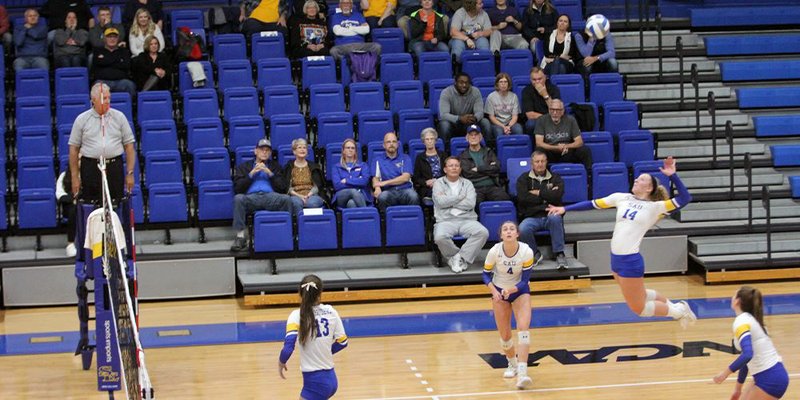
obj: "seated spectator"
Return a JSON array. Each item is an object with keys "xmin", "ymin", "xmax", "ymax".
[
  {"xmin": 516, "ymin": 150, "xmax": 567, "ymax": 270},
  {"xmin": 131, "ymin": 34, "xmax": 172, "ymax": 91},
  {"xmin": 289, "ymin": 0, "xmax": 331, "ymax": 59},
  {"xmin": 0, "ymin": 5, "xmax": 11, "ymax": 49},
  {"xmin": 372, "ymin": 132, "xmax": 419, "ymax": 212},
  {"xmin": 128, "ymin": 8, "xmax": 164, "ymax": 57},
  {"xmin": 284, "ymin": 138, "xmax": 327, "ymax": 214},
  {"xmin": 433, "ymin": 156, "xmax": 489, "ymax": 273},
  {"xmin": 361, "ymin": 0, "xmax": 398, "ymax": 29},
  {"xmin": 13, "ymin": 9, "xmax": 49, "ymax": 71},
  {"xmin": 540, "ymin": 14, "xmax": 580, "ymax": 76},
  {"xmin": 331, "ymin": 139, "xmax": 373, "ymax": 209},
  {"xmin": 89, "ymin": 6, "xmax": 127, "ymax": 51},
  {"xmin": 292, "ymin": 0, "xmax": 328, "ymax": 22},
  {"xmin": 92, "ymin": 28, "xmax": 137, "ymax": 99},
  {"xmin": 439, "ymin": 0, "xmax": 463, "ymax": 17},
  {"xmin": 175, "ymin": 27, "xmax": 208, "ymax": 88},
  {"xmin": 575, "ymin": 27, "xmax": 618, "ymax": 80},
  {"xmin": 231, "ymin": 138, "xmax": 294, "ymax": 252},
  {"xmin": 54, "ymin": 11, "xmax": 89, "ymax": 68},
  {"xmin": 457, "ymin": 125, "xmax": 510, "ymax": 204},
  {"xmin": 408, "ymin": 0, "xmax": 449, "ymax": 56},
  {"xmin": 240, "ymin": 0, "xmax": 289, "ymax": 39},
  {"xmin": 485, "ymin": 72, "xmax": 523, "ymax": 142},
  {"xmin": 122, "ymin": 0, "xmax": 164, "ymax": 31},
  {"xmin": 395, "ymin": 0, "xmax": 423, "ymax": 39},
  {"xmin": 521, "ymin": 0, "xmax": 557, "ymax": 60},
  {"xmin": 520, "ymin": 66, "xmax": 560, "ymax": 134},
  {"xmin": 56, "ymin": 163, "xmax": 77, "ymax": 257},
  {"xmin": 487, "ymin": 0, "xmax": 527, "ymax": 53},
  {"xmin": 533, "ymin": 99, "xmax": 592, "ymax": 170},
  {"xmin": 438, "ymin": 73, "xmax": 491, "ymax": 143},
  {"xmin": 40, "ymin": 0, "xmax": 94, "ymax": 43},
  {"xmin": 412, "ymin": 127, "xmax": 447, "ymax": 202},
  {"xmin": 329, "ymin": 0, "xmax": 382, "ymax": 60},
  {"xmin": 449, "ymin": 0, "xmax": 491, "ymax": 62}
]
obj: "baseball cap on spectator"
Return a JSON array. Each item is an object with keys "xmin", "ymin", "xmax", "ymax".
[{"xmin": 257, "ymin": 138, "xmax": 272, "ymax": 148}]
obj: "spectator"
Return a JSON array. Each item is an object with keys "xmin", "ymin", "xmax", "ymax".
[
  {"xmin": 361, "ymin": 0, "xmax": 398, "ymax": 28},
  {"xmin": 40, "ymin": 0, "xmax": 94, "ymax": 40},
  {"xmin": 331, "ymin": 139, "xmax": 372, "ymax": 209},
  {"xmin": 439, "ymin": 0, "xmax": 463, "ymax": 16},
  {"xmin": 89, "ymin": 6, "xmax": 127, "ymax": 50},
  {"xmin": 448, "ymin": 0, "xmax": 491, "ymax": 62},
  {"xmin": 372, "ymin": 132, "xmax": 419, "ymax": 212},
  {"xmin": 520, "ymin": 66, "xmax": 560, "ymax": 134},
  {"xmin": 289, "ymin": 0, "xmax": 330, "ymax": 59},
  {"xmin": 407, "ymin": 0, "xmax": 449, "ymax": 57},
  {"xmin": 395, "ymin": 0, "xmax": 424, "ymax": 39},
  {"xmin": 240, "ymin": 0, "xmax": 290, "ymax": 39},
  {"xmin": 487, "ymin": 0, "xmax": 526, "ymax": 53},
  {"xmin": 516, "ymin": 150, "xmax": 567, "ymax": 270},
  {"xmin": 54, "ymin": 11, "xmax": 89, "ymax": 68},
  {"xmin": 433, "ymin": 157, "xmax": 489, "ymax": 273},
  {"xmin": 56, "ymin": 163, "xmax": 78, "ymax": 257},
  {"xmin": 291, "ymin": 0, "xmax": 328, "ymax": 21},
  {"xmin": 438, "ymin": 73, "xmax": 491, "ymax": 143},
  {"xmin": 575, "ymin": 27, "xmax": 618, "ymax": 80},
  {"xmin": 284, "ymin": 138, "xmax": 327, "ymax": 214},
  {"xmin": 540, "ymin": 14, "xmax": 579, "ymax": 75},
  {"xmin": 128, "ymin": 8, "xmax": 164, "ymax": 57},
  {"xmin": 131, "ymin": 34, "xmax": 172, "ymax": 91},
  {"xmin": 533, "ymin": 99, "xmax": 592, "ymax": 170},
  {"xmin": 457, "ymin": 125, "xmax": 510, "ymax": 204},
  {"xmin": 231, "ymin": 138, "xmax": 294, "ymax": 252},
  {"xmin": 13, "ymin": 9, "xmax": 49, "ymax": 72},
  {"xmin": 329, "ymin": 0, "xmax": 381, "ymax": 60},
  {"xmin": 0, "ymin": 5, "xmax": 11, "ymax": 49},
  {"xmin": 521, "ymin": 0, "xmax": 557, "ymax": 60},
  {"xmin": 412, "ymin": 127, "xmax": 447, "ymax": 202},
  {"xmin": 92, "ymin": 27, "xmax": 137, "ymax": 99},
  {"xmin": 485, "ymin": 72, "xmax": 523, "ymax": 141},
  {"xmin": 122, "ymin": 0, "xmax": 164, "ymax": 31}
]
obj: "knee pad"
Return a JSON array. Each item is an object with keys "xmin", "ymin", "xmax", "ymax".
[
  {"xmin": 639, "ymin": 300, "xmax": 656, "ymax": 317},
  {"xmin": 517, "ymin": 331, "xmax": 530, "ymax": 345},
  {"xmin": 646, "ymin": 289, "xmax": 657, "ymax": 302},
  {"xmin": 500, "ymin": 338, "xmax": 514, "ymax": 351}
]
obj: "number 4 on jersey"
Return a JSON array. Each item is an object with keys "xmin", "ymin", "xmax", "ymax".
[{"xmin": 622, "ymin": 209, "xmax": 638, "ymax": 220}]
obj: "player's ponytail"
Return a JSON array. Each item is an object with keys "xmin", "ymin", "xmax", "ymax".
[
  {"xmin": 737, "ymin": 286, "xmax": 766, "ymax": 334},
  {"xmin": 298, "ymin": 274, "xmax": 323, "ymax": 346},
  {"xmin": 647, "ymin": 174, "xmax": 670, "ymax": 201}
]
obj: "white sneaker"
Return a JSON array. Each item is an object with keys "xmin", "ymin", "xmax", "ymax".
[
  {"xmin": 503, "ymin": 364, "xmax": 517, "ymax": 378},
  {"xmin": 65, "ymin": 243, "xmax": 77, "ymax": 258},
  {"xmin": 459, "ymin": 257, "xmax": 468, "ymax": 272},
  {"xmin": 448, "ymin": 255, "xmax": 463, "ymax": 273},
  {"xmin": 678, "ymin": 300, "xmax": 697, "ymax": 329},
  {"xmin": 516, "ymin": 375, "xmax": 532, "ymax": 389}
]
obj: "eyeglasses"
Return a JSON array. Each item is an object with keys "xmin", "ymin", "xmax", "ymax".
[
  {"xmin": 549, "ymin": 108, "xmax": 564, "ymax": 112},
  {"xmin": 344, "ymin": 146, "xmax": 356, "ymax": 149}
]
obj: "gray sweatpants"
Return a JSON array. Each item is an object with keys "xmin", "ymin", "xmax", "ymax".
[{"xmin": 434, "ymin": 219, "xmax": 489, "ymax": 263}]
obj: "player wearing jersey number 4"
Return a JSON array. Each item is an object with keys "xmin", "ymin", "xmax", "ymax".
[{"xmin": 547, "ymin": 156, "xmax": 697, "ymax": 328}]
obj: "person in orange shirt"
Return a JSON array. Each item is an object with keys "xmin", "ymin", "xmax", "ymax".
[
  {"xmin": 240, "ymin": 0, "xmax": 289, "ymax": 38},
  {"xmin": 408, "ymin": 0, "xmax": 448, "ymax": 56},
  {"xmin": 361, "ymin": 0, "xmax": 397, "ymax": 29}
]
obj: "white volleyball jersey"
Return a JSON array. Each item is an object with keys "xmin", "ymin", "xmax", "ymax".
[
  {"xmin": 285, "ymin": 304, "xmax": 348, "ymax": 372},
  {"xmin": 593, "ymin": 193, "xmax": 678, "ymax": 255},
  {"xmin": 483, "ymin": 242, "xmax": 534, "ymax": 290},
  {"xmin": 733, "ymin": 312, "xmax": 782, "ymax": 375}
]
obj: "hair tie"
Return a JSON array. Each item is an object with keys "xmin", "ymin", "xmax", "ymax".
[{"xmin": 301, "ymin": 282, "xmax": 318, "ymax": 291}]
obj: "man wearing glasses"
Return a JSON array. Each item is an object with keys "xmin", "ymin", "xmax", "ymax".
[
  {"xmin": 532, "ymin": 99, "xmax": 592, "ymax": 170},
  {"xmin": 520, "ymin": 67, "xmax": 560, "ymax": 135}
]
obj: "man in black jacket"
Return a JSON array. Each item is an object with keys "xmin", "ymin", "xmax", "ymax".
[
  {"xmin": 457, "ymin": 125, "xmax": 510, "ymax": 205},
  {"xmin": 231, "ymin": 139, "xmax": 293, "ymax": 251},
  {"xmin": 516, "ymin": 150, "xmax": 568, "ymax": 269},
  {"xmin": 92, "ymin": 28, "xmax": 137, "ymax": 99}
]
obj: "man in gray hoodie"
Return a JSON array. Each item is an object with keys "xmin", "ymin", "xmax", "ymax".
[
  {"xmin": 438, "ymin": 72, "xmax": 492, "ymax": 143},
  {"xmin": 433, "ymin": 156, "xmax": 489, "ymax": 273}
]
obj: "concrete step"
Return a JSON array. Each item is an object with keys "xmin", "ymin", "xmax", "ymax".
[
  {"xmin": 626, "ymin": 82, "xmax": 734, "ymax": 101},
  {"xmin": 614, "ymin": 30, "xmax": 705, "ymax": 50},
  {"xmin": 620, "ymin": 57, "xmax": 718, "ymax": 74},
  {"xmin": 657, "ymin": 138, "xmax": 766, "ymax": 158},
  {"xmin": 679, "ymin": 198, "xmax": 800, "ymax": 222},
  {"xmin": 642, "ymin": 109, "xmax": 751, "ymax": 129},
  {"xmin": 689, "ymin": 232, "xmax": 799, "ymax": 256},
  {"xmin": 681, "ymin": 168, "xmax": 787, "ymax": 188}
]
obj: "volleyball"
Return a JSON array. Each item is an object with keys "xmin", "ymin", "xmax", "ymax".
[{"xmin": 585, "ymin": 14, "xmax": 611, "ymax": 40}]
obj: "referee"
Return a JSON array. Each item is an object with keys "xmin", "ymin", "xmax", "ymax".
[{"xmin": 68, "ymin": 82, "xmax": 136, "ymax": 204}]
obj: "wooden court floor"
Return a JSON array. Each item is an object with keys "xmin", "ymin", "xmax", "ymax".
[{"xmin": 0, "ymin": 275, "xmax": 797, "ymax": 399}]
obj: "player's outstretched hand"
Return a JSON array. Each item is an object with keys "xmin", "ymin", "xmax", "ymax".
[
  {"xmin": 279, "ymin": 362, "xmax": 288, "ymax": 379},
  {"xmin": 547, "ymin": 205, "xmax": 566, "ymax": 216},
  {"xmin": 660, "ymin": 156, "xmax": 676, "ymax": 176}
]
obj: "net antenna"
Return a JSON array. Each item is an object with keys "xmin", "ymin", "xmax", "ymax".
[{"xmin": 98, "ymin": 87, "xmax": 155, "ymax": 400}]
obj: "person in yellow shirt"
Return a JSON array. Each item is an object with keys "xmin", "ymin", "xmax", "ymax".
[
  {"xmin": 240, "ymin": 0, "xmax": 290, "ymax": 38},
  {"xmin": 360, "ymin": 0, "xmax": 397, "ymax": 28}
]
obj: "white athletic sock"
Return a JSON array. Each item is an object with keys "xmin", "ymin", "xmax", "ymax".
[
  {"xmin": 517, "ymin": 361, "xmax": 527, "ymax": 376},
  {"xmin": 666, "ymin": 301, "xmax": 684, "ymax": 319},
  {"xmin": 507, "ymin": 356, "xmax": 518, "ymax": 368},
  {"xmin": 236, "ymin": 230, "xmax": 246, "ymax": 239}
]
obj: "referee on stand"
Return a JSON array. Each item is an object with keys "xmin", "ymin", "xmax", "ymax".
[{"xmin": 69, "ymin": 82, "xmax": 137, "ymax": 204}]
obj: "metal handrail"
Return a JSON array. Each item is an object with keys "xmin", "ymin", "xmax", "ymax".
[
  {"xmin": 677, "ymin": 37, "xmax": 684, "ymax": 106},
  {"xmin": 656, "ymin": 8, "xmax": 663, "ymax": 82},
  {"xmin": 726, "ymin": 120, "xmax": 734, "ymax": 198},
  {"xmin": 745, "ymin": 153, "xmax": 752, "ymax": 230},
  {"xmin": 761, "ymin": 186, "xmax": 772, "ymax": 263},
  {"xmin": 691, "ymin": 63, "xmax": 699, "ymax": 136},
  {"xmin": 708, "ymin": 91, "xmax": 717, "ymax": 164}
]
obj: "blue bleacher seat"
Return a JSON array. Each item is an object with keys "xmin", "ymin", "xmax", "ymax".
[
  {"xmin": 218, "ymin": 59, "xmax": 254, "ymax": 92},
  {"xmin": 170, "ymin": 9, "xmax": 205, "ymax": 43},
  {"xmin": 15, "ymin": 97, "xmax": 51, "ymax": 130},
  {"xmin": 790, "ymin": 176, "xmax": 800, "ymax": 198},
  {"xmin": 212, "ymin": 33, "xmax": 247, "ymax": 64},
  {"xmin": 55, "ymin": 95, "xmax": 90, "ymax": 128},
  {"xmin": 298, "ymin": 209, "xmax": 338, "ymax": 250},
  {"xmin": 57, "ymin": 125, "xmax": 72, "ymax": 157},
  {"xmin": 703, "ymin": 34, "xmax": 800, "ymax": 56},
  {"xmin": 140, "ymin": 120, "xmax": 178, "ymax": 154},
  {"xmin": 632, "ymin": 160, "xmax": 669, "ymax": 188},
  {"xmin": 380, "ymin": 53, "xmax": 414, "ymax": 85},
  {"xmin": 589, "ymin": 73, "xmax": 624, "ymax": 106},
  {"xmin": 618, "ymin": 130, "xmax": 654, "ymax": 167},
  {"xmin": 408, "ymin": 138, "xmax": 445, "ymax": 161},
  {"xmin": 17, "ymin": 156, "xmax": 55, "ymax": 190},
  {"xmin": 479, "ymin": 201, "xmax": 517, "ymax": 242},
  {"xmin": 461, "ymin": 50, "xmax": 496, "ymax": 79},
  {"xmin": 269, "ymin": 114, "xmax": 307, "ymax": 150},
  {"xmin": 129, "ymin": 184, "xmax": 145, "ymax": 224},
  {"xmin": 389, "ymin": 80, "xmax": 425, "ymax": 115},
  {"xmin": 193, "ymin": 147, "xmax": 231, "ymax": 184},
  {"xmin": 592, "ymin": 162, "xmax": 629, "ymax": 198},
  {"xmin": 603, "ymin": 101, "xmax": 639, "ymax": 138},
  {"xmin": 737, "ymin": 87, "xmax": 800, "ymax": 109},
  {"xmin": 110, "ymin": 92, "xmax": 134, "ymax": 126},
  {"xmin": 183, "ymin": 89, "xmax": 220, "ymax": 123},
  {"xmin": 691, "ymin": 6, "xmax": 800, "ymax": 28},
  {"xmin": 341, "ymin": 208, "xmax": 382, "ymax": 248},
  {"xmin": 720, "ymin": 60, "xmax": 800, "ymax": 82},
  {"xmin": 223, "ymin": 87, "xmax": 260, "ymax": 122},
  {"xmin": 385, "ymin": 205, "xmax": 426, "ymax": 246},
  {"xmin": 144, "ymin": 150, "xmax": 183, "ymax": 188},
  {"xmin": 55, "ymin": 67, "xmax": 90, "ymax": 97},
  {"xmin": 263, "ymin": 85, "xmax": 301, "ymax": 118},
  {"xmin": 16, "ymin": 126, "xmax": 53, "ymax": 159},
  {"xmin": 754, "ymin": 115, "xmax": 800, "ymax": 137},
  {"xmin": 552, "ymin": 0, "xmax": 585, "ymax": 29},
  {"xmin": 186, "ymin": 117, "xmax": 225, "ymax": 154},
  {"xmin": 449, "ymin": 137, "xmax": 485, "ymax": 156},
  {"xmin": 18, "ymin": 189, "xmax": 57, "ymax": 229},
  {"xmin": 0, "ymin": 193, "xmax": 5, "ymax": 231},
  {"xmin": 301, "ymin": 56, "xmax": 337, "ymax": 91},
  {"xmin": 550, "ymin": 74, "xmax": 586, "ymax": 105},
  {"xmin": 147, "ymin": 182, "xmax": 188, "ymax": 223},
  {"xmin": 771, "ymin": 144, "xmax": 800, "ymax": 167},
  {"xmin": 372, "ymin": 28, "xmax": 405, "ymax": 53},
  {"xmin": 309, "ymin": 83, "xmax": 346, "ymax": 118},
  {"xmin": 418, "ymin": 52, "xmax": 453, "ymax": 84},
  {"xmin": 137, "ymin": 90, "xmax": 173, "ymax": 124},
  {"xmin": 349, "ymin": 82, "xmax": 385, "ymax": 115},
  {"xmin": 581, "ymin": 131, "xmax": 615, "ymax": 163},
  {"xmin": 256, "ymin": 58, "xmax": 293, "ymax": 90},
  {"xmin": 197, "ymin": 180, "xmax": 234, "ymax": 221},
  {"xmin": 567, "ymin": 101, "xmax": 599, "ymax": 132},
  {"xmin": 397, "ymin": 109, "xmax": 434, "ymax": 145},
  {"xmin": 317, "ymin": 112, "xmax": 354, "ymax": 147},
  {"xmin": 496, "ymin": 135, "xmax": 533, "ymax": 173},
  {"xmin": 428, "ymin": 78, "xmax": 454, "ymax": 116},
  {"xmin": 506, "ymin": 157, "xmax": 530, "ymax": 197},
  {"xmin": 178, "ymin": 61, "xmax": 214, "ymax": 94},
  {"xmin": 15, "ymin": 69, "xmax": 50, "ymax": 98},
  {"xmin": 278, "ymin": 144, "xmax": 316, "ymax": 166},
  {"xmin": 472, "ymin": 76, "xmax": 495, "ymax": 100},
  {"xmin": 499, "ymin": 49, "xmax": 533, "ymax": 79},
  {"xmin": 251, "ymin": 32, "xmax": 287, "ymax": 61},
  {"xmin": 253, "ymin": 211, "xmax": 294, "ymax": 252},
  {"xmin": 366, "ymin": 141, "xmax": 387, "ymax": 168},
  {"xmin": 550, "ymin": 163, "xmax": 588, "ymax": 204},
  {"xmin": 339, "ymin": 56, "xmax": 352, "ymax": 87},
  {"xmin": 229, "ymin": 116, "xmax": 266, "ymax": 152},
  {"xmin": 512, "ymin": 75, "xmax": 529, "ymax": 101},
  {"xmin": 357, "ymin": 110, "xmax": 394, "ymax": 146}
]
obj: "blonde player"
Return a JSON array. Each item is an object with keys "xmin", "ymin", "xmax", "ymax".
[
  {"xmin": 279, "ymin": 275, "xmax": 348, "ymax": 399},
  {"xmin": 548, "ymin": 157, "xmax": 697, "ymax": 327},
  {"xmin": 483, "ymin": 221, "xmax": 535, "ymax": 389},
  {"xmin": 713, "ymin": 286, "xmax": 789, "ymax": 399}
]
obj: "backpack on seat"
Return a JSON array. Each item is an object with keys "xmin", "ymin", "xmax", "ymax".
[{"xmin": 348, "ymin": 51, "xmax": 378, "ymax": 83}]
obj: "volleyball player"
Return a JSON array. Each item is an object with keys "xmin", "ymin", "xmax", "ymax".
[
  {"xmin": 713, "ymin": 286, "xmax": 789, "ymax": 399},
  {"xmin": 547, "ymin": 157, "xmax": 697, "ymax": 327},
  {"xmin": 483, "ymin": 221, "xmax": 535, "ymax": 389},
  {"xmin": 279, "ymin": 275, "xmax": 348, "ymax": 400}
]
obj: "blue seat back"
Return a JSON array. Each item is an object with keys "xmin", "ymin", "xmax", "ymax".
[
  {"xmin": 385, "ymin": 205, "xmax": 426, "ymax": 246},
  {"xmin": 397, "ymin": 109, "xmax": 434, "ymax": 145},
  {"xmin": 223, "ymin": 87, "xmax": 260, "ymax": 121},
  {"xmin": 257, "ymin": 58, "xmax": 293, "ymax": 89},
  {"xmin": 178, "ymin": 61, "xmax": 214, "ymax": 94},
  {"xmin": 357, "ymin": 110, "xmax": 394, "ymax": 146},
  {"xmin": 298, "ymin": 209, "xmax": 338, "ymax": 250},
  {"xmin": 212, "ymin": 33, "xmax": 247, "ymax": 64},
  {"xmin": 145, "ymin": 150, "xmax": 183, "ymax": 188},
  {"xmin": 171, "ymin": 9, "xmax": 205, "ymax": 43},
  {"xmin": 551, "ymin": 74, "xmax": 586, "ymax": 104},
  {"xmin": 428, "ymin": 78, "xmax": 454, "ymax": 116},
  {"xmin": 18, "ymin": 156, "xmax": 55, "ymax": 190},
  {"xmin": 137, "ymin": 90, "xmax": 173, "ymax": 124},
  {"xmin": 589, "ymin": 73, "xmax": 624, "ymax": 106},
  {"xmin": 16, "ymin": 69, "xmax": 50, "ymax": 99},
  {"xmin": 229, "ymin": 116, "xmax": 266, "ymax": 153},
  {"xmin": 186, "ymin": 117, "xmax": 225, "ymax": 154},
  {"xmin": 140, "ymin": 120, "xmax": 179, "ymax": 154},
  {"xmin": 389, "ymin": 80, "xmax": 425, "ymax": 115},
  {"xmin": 197, "ymin": 180, "xmax": 234, "ymax": 221},
  {"xmin": 479, "ymin": 201, "xmax": 517, "ymax": 242},
  {"xmin": 506, "ymin": 157, "xmax": 530, "ymax": 197},
  {"xmin": 251, "ymin": 32, "xmax": 286, "ymax": 61},
  {"xmin": 183, "ymin": 88, "xmax": 220, "ymax": 123},
  {"xmin": 129, "ymin": 184, "xmax": 144, "ymax": 224},
  {"xmin": 418, "ymin": 52, "xmax": 453, "ymax": 84},
  {"xmin": 16, "ymin": 97, "xmax": 51, "ymax": 130},
  {"xmin": 56, "ymin": 94, "xmax": 90, "ymax": 127},
  {"xmin": 461, "ymin": 50, "xmax": 496, "ymax": 79},
  {"xmin": 366, "ymin": 141, "xmax": 387, "ymax": 169},
  {"xmin": 193, "ymin": 147, "xmax": 231, "ymax": 184},
  {"xmin": 147, "ymin": 182, "xmax": 188, "ymax": 223},
  {"xmin": 55, "ymin": 67, "xmax": 89, "ymax": 97},
  {"xmin": 496, "ymin": 135, "xmax": 533, "ymax": 173},
  {"xmin": 317, "ymin": 112, "xmax": 354, "ymax": 147},
  {"xmin": 349, "ymin": 82, "xmax": 385, "ymax": 115},
  {"xmin": 217, "ymin": 59, "xmax": 254, "ymax": 92},
  {"xmin": 499, "ymin": 49, "xmax": 533, "ymax": 79},
  {"xmin": 342, "ymin": 208, "xmax": 382, "ymax": 248},
  {"xmin": 253, "ymin": 211, "xmax": 294, "ymax": 252},
  {"xmin": 550, "ymin": 163, "xmax": 588, "ymax": 204},
  {"xmin": 309, "ymin": 83, "xmax": 346, "ymax": 118},
  {"xmin": 603, "ymin": 101, "xmax": 639, "ymax": 138},
  {"xmin": 18, "ymin": 189, "xmax": 57, "ymax": 229},
  {"xmin": 372, "ymin": 28, "xmax": 405, "ymax": 53},
  {"xmin": 380, "ymin": 53, "xmax": 414, "ymax": 85},
  {"xmin": 582, "ymin": 131, "xmax": 614, "ymax": 163},
  {"xmin": 16, "ymin": 126, "xmax": 53, "ymax": 158},
  {"xmin": 263, "ymin": 85, "xmax": 300, "ymax": 118},
  {"xmin": 269, "ymin": 114, "xmax": 307, "ymax": 150},
  {"xmin": 110, "ymin": 91, "xmax": 134, "ymax": 127},
  {"xmin": 472, "ymin": 76, "xmax": 495, "ymax": 100},
  {"xmin": 618, "ymin": 130, "xmax": 654, "ymax": 167},
  {"xmin": 301, "ymin": 56, "xmax": 337, "ymax": 91},
  {"xmin": 592, "ymin": 162, "xmax": 629, "ymax": 198}
]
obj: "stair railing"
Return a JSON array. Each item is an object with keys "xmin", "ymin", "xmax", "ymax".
[
  {"xmin": 677, "ymin": 36, "xmax": 684, "ymax": 106},
  {"xmin": 761, "ymin": 185, "xmax": 772, "ymax": 263},
  {"xmin": 708, "ymin": 91, "xmax": 717, "ymax": 164}
]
